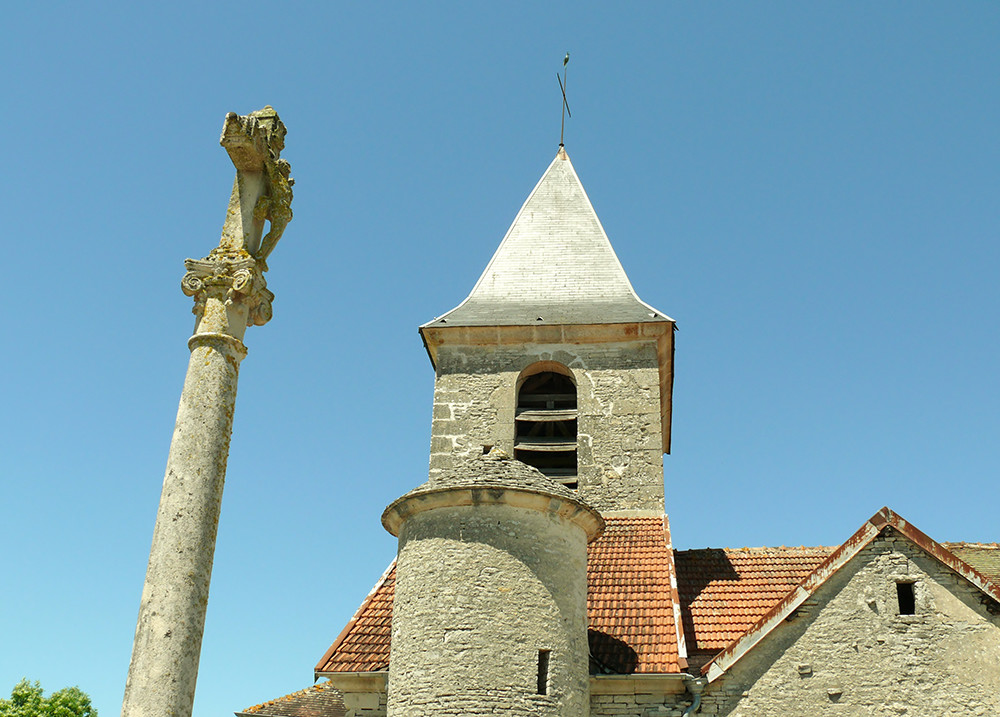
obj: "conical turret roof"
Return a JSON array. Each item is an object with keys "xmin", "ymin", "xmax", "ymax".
[{"xmin": 423, "ymin": 147, "xmax": 672, "ymax": 328}]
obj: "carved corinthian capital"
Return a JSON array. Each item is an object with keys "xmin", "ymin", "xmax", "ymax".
[{"xmin": 181, "ymin": 253, "xmax": 274, "ymax": 327}]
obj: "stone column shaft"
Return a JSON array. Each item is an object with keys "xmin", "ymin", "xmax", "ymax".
[
  {"xmin": 121, "ymin": 106, "xmax": 291, "ymax": 717},
  {"xmin": 121, "ymin": 295, "xmax": 248, "ymax": 717}
]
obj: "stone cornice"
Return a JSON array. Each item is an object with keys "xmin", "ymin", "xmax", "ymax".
[
  {"xmin": 382, "ymin": 484, "xmax": 605, "ymax": 543},
  {"xmin": 590, "ymin": 673, "xmax": 691, "ymax": 695},
  {"xmin": 420, "ymin": 321, "xmax": 675, "ymax": 453},
  {"xmin": 315, "ymin": 672, "xmax": 388, "ymax": 693},
  {"xmin": 420, "ymin": 320, "xmax": 672, "ymax": 357}
]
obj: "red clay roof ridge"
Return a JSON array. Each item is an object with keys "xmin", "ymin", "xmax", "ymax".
[
  {"xmin": 602, "ymin": 509, "xmax": 666, "ymax": 518},
  {"xmin": 678, "ymin": 545, "xmax": 837, "ymax": 553}
]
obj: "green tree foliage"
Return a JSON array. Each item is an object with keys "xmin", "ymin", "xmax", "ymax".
[{"xmin": 0, "ymin": 680, "xmax": 96, "ymax": 717}]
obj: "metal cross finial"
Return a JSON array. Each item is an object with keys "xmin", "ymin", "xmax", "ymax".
[{"xmin": 558, "ymin": 52, "xmax": 572, "ymax": 147}]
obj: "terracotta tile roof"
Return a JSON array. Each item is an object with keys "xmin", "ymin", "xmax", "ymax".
[
  {"xmin": 314, "ymin": 511, "xmax": 998, "ymax": 681},
  {"xmin": 238, "ymin": 682, "xmax": 346, "ymax": 717},
  {"xmin": 317, "ymin": 516, "xmax": 685, "ymax": 676},
  {"xmin": 314, "ymin": 564, "xmax": 394, "ymax": 673},
  {"xmin": 674, "ymin": 546, "xmax": 833, "ymax": 670},
  {"xmin": 587, "ymin": 516, "xmax": 684, "ymax": 673}
]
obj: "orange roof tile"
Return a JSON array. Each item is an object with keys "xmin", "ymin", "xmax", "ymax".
[
  {"xmin": 587, "ymin": 516, "xmax": 685, "ymax": 673},
  {"xmin": 315, "ymin": 563, "xmax": 394, "ymax": 673},
  {"xmin": 314, "ymin": 511, "xmax": 998, "ymax": 680},
  {"xmin": 674, "ymin": 545, "xmax": 833, "ymax": 669},
  {"xmin": 317, "ymin": 516, "xmax": 686, "ymax": 675}
]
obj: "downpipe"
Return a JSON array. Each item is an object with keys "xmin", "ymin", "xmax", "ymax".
[{"xmin": 682, "ymin": 676, "xmax": 706, "ymax": 716}]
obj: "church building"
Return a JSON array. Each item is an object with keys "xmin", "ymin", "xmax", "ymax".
[{"xmin": 239, "ymin": 147, "xmax": 1000, "ymax": 716}]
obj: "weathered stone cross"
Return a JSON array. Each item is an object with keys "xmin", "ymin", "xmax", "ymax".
[
  {"xmin": 181, "ymin": 106, "xmax": 294, "ymax": 334},
  {"xmin": 122, "ymin": 107, "xmax": 293, "ymax": 717}
]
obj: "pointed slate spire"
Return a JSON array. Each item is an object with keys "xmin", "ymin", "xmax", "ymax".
[{"xmin": 425, "ymin": 148, "xmax": 671, "ymax": 327}]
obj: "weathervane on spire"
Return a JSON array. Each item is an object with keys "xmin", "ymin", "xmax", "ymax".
[{"xmin": 558, "ymin": 52, "xmax": 571, "ymax": 147}]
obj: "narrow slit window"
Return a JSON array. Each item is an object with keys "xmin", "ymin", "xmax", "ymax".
[
  {"xmin": 896, "ymin": 582, "xmax": 916, "ymax": 615},
  {"xmin": 537, "ymin": 649, "xmax": 551, "ymax": 695}
]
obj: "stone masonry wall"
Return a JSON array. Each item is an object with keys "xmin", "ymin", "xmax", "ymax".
[
  {"xmin": 590, "ymin": 689, "xmax": 691, "ymax": 716},
  {"xmin": 429, "ymin": 342, "xmax": 664, "ymax": 513},
  {"xmin": 701, "ymin": 534, "xmax": 1000, "ymax": 716},
  {"xmin": 388, "ymin": 502, "xmax": 592, "ymax": 716},
  {"xmin": 335, "ymin": 681, "xmax": 698, "ymax": 717},
  {"xmin": 330, "ymin": 536, "xmax": 999, "ymax": 717}
]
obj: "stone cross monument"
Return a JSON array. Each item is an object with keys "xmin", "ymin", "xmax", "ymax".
[{"xmin": 122, "ymin": 107, "xmax": 293, "ymax": 717}]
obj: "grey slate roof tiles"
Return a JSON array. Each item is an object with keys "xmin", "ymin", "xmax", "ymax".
[{"xmin": 424, "ymin": 148, "xmax": 672, "ymax": 328}]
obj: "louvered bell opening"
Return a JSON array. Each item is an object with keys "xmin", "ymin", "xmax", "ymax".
[{"xmin": 515, "ymin": 372, "xmax": 578, "ymax": 489}]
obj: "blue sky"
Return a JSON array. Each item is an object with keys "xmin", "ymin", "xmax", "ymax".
[{"xmin": 2, "ymin": 3, "xmax": 998, "ymax": 716}]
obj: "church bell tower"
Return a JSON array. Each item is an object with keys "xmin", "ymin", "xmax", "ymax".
[
  {"xmin": 419, "ymin": 147, "xmax": 674, "ymax": 514},
  {"xmin": 382, "ymin": 146, "xmax": 675, "ymax": 717}
]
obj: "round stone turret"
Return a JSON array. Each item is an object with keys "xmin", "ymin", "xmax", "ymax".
[{"xmin": 383, "ymin": 449, "xmax": 604, "ymax": 716}]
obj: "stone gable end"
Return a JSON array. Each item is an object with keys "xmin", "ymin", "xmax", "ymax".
[{"xmin": 705, "ymin": 532, "xmax": 1000, "ymax": 716}]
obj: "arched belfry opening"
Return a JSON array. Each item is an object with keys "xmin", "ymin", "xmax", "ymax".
[{"xmin": 514, "ymin": 362, "xmax": 578, "ymax": 489}]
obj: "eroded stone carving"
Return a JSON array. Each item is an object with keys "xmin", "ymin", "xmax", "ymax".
[
  {"xmin": 181, "ymin": 256, "xmax": 274, "ymax": 327},
  {"xmin": 180, "ymin": 106, "xmax": 293, "ymax": 326},
  {"xmin": 254, "ymin": 157, "xmax": 293, "ymax": 271},
  {"xmin": 220, "ymin": 105, "xmax": 287, "ymax": 172}
]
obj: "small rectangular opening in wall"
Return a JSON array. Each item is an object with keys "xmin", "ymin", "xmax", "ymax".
[
  {"xmin": 537, "ymin": 649, "xmax": 551, "ymax": 695},
  {"xmin": 896, "ymin": 581, "xmax": 916, "ymax": 615}
]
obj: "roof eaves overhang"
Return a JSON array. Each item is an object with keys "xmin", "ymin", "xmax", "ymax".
[
  {"xmin": 312, "ymin": 672, "xmax": 387, "ymax": 693},
  {"xmin": 590, "ymin": 673, "xmax": 691, "ymax": 695},
  {"xmin": 702, "ymin": 507, "xmax": 1000, "ymax": 683},
  {"xmin": 419, "ymin": 320, "xmax": 675, "ymax": 453}
]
